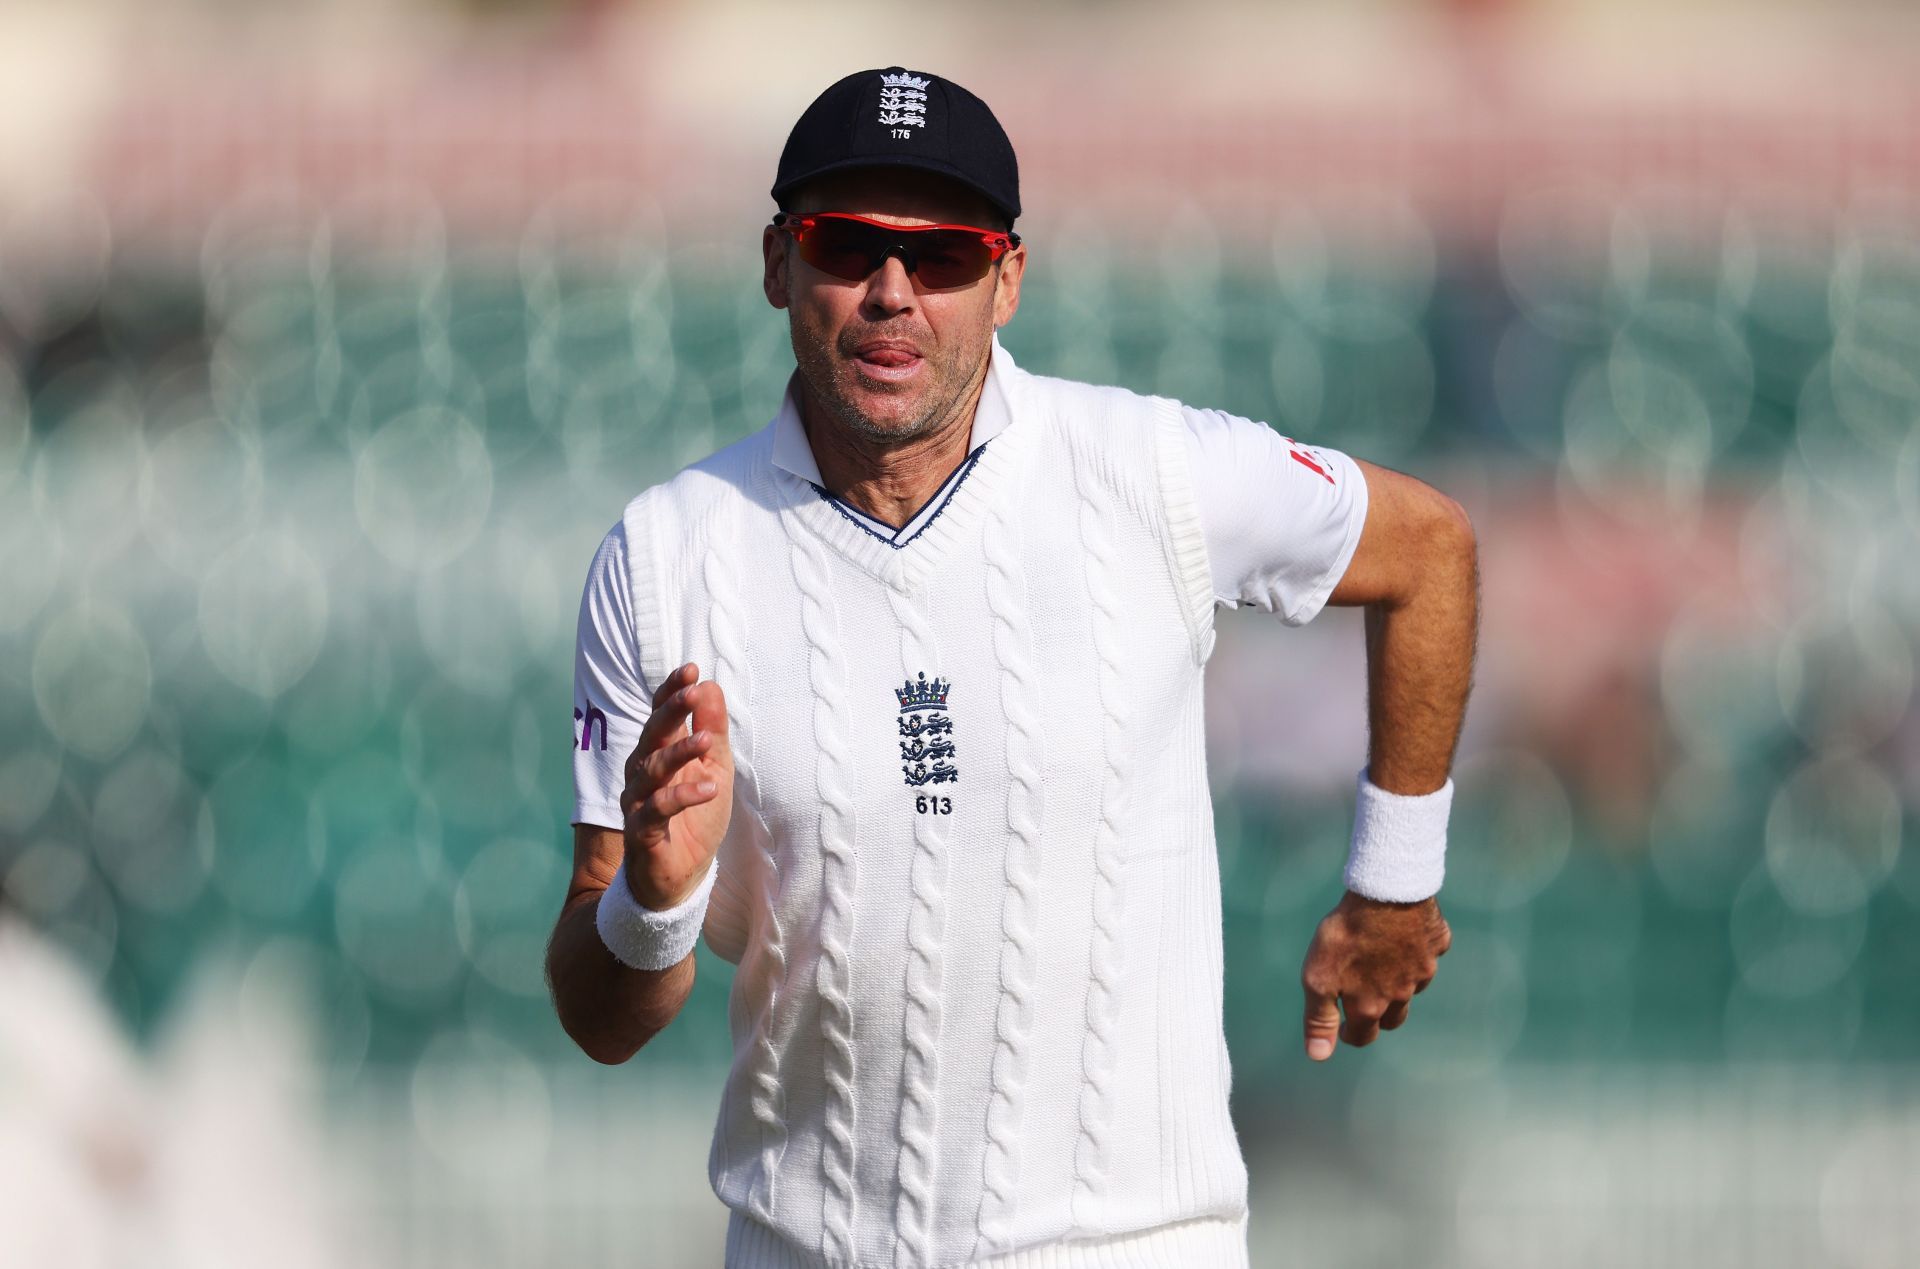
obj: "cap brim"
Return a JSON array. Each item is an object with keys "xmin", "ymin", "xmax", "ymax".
[{"xmin": 771, "ymin": 155, "xmax": 1018, "ymax": 225}]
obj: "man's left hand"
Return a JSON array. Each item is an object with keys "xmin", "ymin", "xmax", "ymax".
[{"xmin": 1300, "ymin": 891, "xmax": 1452, "ymax": 1061}]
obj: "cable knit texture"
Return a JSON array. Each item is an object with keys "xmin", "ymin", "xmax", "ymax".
[
  {"xmin": 887, "ymin": 582, "xmax": 953, "ymax": 1267},
  {"xmin": 704, "ymin": 493, "xmax": 794, "ymax": 1221},
  {"xmin": 615, "ymin": 336, "xmax": 1248, "ymax": 1267},
  {"xmin": 780, "ymin": 472, "xmax": 864, "ymax": 1262},
  {"xmin": 1066, "ymin": 416, "xmax": 1130, "ymax": 1232},
  {"xmin": 971, "ymin": 440, "xmax": 1046, "ymax": 1260}
]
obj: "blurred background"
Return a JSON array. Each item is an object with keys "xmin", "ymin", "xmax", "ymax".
[{"xmin": 2, "ymin": 0, "xmax": 1918, "ymax": 1265}]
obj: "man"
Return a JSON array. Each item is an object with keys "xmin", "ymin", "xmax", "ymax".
[{"xmin": 548, "ymin": 66, "xmax": 1476, "ymax": 1268}]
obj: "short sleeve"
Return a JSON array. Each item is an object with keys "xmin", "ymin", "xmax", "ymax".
[
  {"xmin": 1181, "ymin": 406, "xmax": 1370, "ymax": 627},
  {"xmin": 572, "ymin": 520, "xmax": 652, "ymax": 830}
]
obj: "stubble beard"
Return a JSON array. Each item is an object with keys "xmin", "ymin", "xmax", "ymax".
[{"xmin": 788, "ymin": 316, "xmax": 980, "ymax": 448}]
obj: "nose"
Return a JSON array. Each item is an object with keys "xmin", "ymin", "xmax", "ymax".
[{"xmin": 860, "ymin": 251, "xmax": 916, "ymax": 319}]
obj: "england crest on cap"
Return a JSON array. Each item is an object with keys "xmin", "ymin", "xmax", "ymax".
[{"xmin": 877, "ymin": 71, "xmax": 931, "ymax": 136}]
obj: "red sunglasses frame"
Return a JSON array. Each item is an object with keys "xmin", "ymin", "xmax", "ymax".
[{"xmin": 771, "ymin": 211, "xmax": 1021, "ymax": 286}]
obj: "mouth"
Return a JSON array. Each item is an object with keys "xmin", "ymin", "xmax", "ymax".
[{"xmin": 850, "ymin": 342, "xmax": 925, "ymax": 384}]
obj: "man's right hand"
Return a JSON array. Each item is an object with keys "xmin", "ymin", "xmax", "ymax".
[{"xmin": 619, "ymin": 661, "xmax": 735, "ymax": 910}]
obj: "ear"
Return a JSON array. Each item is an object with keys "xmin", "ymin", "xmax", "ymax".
[
  {"xmin": 763, "ymin": 224, "xmax": 792, "ymax": 310},
  {"xmin": 991, "ymin": 241, "xmax": 1026, "ymax": 329}
]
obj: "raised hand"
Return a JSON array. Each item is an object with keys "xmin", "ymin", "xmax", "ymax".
[
  {"xmin": 1300, "ymin": 891, "xmax": 1452, "ymax": 1061},
  {"xmin": 619, "ymin": 662, "xmax": 735, "ymax": 910}
]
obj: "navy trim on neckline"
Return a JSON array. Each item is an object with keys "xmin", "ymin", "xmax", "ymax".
[{"xmin": 807, "ymin": 437, "xmax": 994, "ymax": 551}]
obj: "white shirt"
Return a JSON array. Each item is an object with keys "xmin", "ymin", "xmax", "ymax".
[{"xmin": 567, "ymin": 336, "xmax": 1368, "ymax": 1266}]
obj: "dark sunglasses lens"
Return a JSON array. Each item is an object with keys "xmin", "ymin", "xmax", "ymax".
[
  {"xmin": 797, "ymin": 218, "xmax": 887, "ymax": 281},
  {"xmin": 908, "ymin": 230, "xmax": 995, "ymax": 288},
  {"xmin": 796, "ymin": 219, "xmax": 995, "ymax": 286}
]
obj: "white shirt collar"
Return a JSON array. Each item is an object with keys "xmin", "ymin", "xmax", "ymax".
[{"xmin": 770, "ymin": 330, "xmax": 1015, "ymax": 488}]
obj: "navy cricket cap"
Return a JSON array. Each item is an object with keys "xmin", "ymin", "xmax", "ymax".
[{"xmin": 771, "ymin": 67, "xmax": 1020, "ymax": 227}]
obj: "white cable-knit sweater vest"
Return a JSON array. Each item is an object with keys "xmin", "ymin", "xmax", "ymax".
[{"xmin": 619, "ymin": 342, "xmax": 1247, "ymax": 1268}]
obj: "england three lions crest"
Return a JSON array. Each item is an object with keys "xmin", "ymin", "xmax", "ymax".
[
  {"xmin": 877, "ymin": 70, "xmax": 929, "ymax": 136},
  {"xmin": 897, "ymin": 671, "xmax": 957, "ymax": 786}
]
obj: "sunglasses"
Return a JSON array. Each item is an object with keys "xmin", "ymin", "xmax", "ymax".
[{"xmin": 772, "ymin": 211, "xmax": 1020, "ymax": 289}]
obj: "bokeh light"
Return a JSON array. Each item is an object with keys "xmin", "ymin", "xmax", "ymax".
[
  {"xmin": 31, "ymin": 600, "xmax": 152, "ymax": 763},
  {"xmin": 353, "ymin": 406, "xmax": 493, "ymax": 571},
  {"xmin": 196, "ymin": 529, "xmax": 330, "ymax": 700}
]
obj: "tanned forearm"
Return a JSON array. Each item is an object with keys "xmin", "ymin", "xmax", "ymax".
[
  {"xmin": 1362, "ymin": 502, "xmax": 1479, "ymax": 796},
  {"xmin": 546, "ymin": 888, "xmax": 697, "ymax": 1065}
]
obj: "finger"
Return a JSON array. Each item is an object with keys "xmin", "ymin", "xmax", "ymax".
[
  {"xmin": 633, "ymin": 662, "xmax": 698, "ymax": 756},
  {"xmin": 628, "ymin": 681, "xmax": 701, "ymax": 776},
  {"xmin": 1341, "ymin": 995, "xmax": 1385, "ymax": 1048},
  {"xmin": 1380, "ymin": 998, "xmax": 1410, "ymax": 1031},
  {"xmin": 626, "ymin": 773, "xmax": 722, "ymax": 834},
  {"xmin": 640, "ymin": 727, "xmax": 715, "ymax": 790},
  {"xmin": 622, "ymin": 729, "xmax": 714, "ymax": 820},
  {"xmin": 650, "ymin": 662, "xmax": 698, "ymax": 711},
  {"xmin": 1303, "ymin": 983, "xmax": 1341, "ymax": 1062},
  {"xmin": 684, "ymin": 678, "xmax": 732, "ymax": 750}
]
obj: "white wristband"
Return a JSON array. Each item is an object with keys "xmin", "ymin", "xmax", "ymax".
[
  {"xmin": 595, "ymin": 856, "xmax": 717, "ymax": 970},
  {"xmin": 1343, "ymin": 767, "xmax": 1452, "ymax": 902}
]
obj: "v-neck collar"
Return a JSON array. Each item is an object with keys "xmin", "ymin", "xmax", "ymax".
[
  {"xmin": 810, "ymin": 438, "xmax": 992, "ymax": 549},
  {"xmin": 767, "ymin": 331, "xmax": 1034, "ymax": 597}
]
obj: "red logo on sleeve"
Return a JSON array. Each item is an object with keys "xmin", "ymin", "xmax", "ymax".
[{"xmin": 1280, "ymin": 436, "xmax": 1335, "ymax": 485}]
